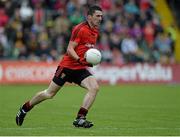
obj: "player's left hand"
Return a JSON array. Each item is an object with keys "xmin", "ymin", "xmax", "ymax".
[{"xmin": 77, "ymin": 58, "xmax": 93, "ymax": 67}]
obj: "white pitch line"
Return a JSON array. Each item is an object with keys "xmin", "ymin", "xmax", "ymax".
[
  {"xmin": 0, "ymin": 127, "xmax": 46, "ymax": 130},
  {"xmin": 0, "ymin": 127, "xmax": 180, "ymax": 130}
]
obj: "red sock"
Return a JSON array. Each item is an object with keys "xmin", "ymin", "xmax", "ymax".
[
  {"xmin": 77, "ymin": 107, "xmax": 88, "ymax": 119},
  {"xmin": 22, "ymin": 101, "xmax": 33, "ymax": 112}
]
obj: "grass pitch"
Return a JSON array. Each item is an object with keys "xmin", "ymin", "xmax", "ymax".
[{"xmin": 0, "ymin": 84, "xmax": 180, "ymax": 136}]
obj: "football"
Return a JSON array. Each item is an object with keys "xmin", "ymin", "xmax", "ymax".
[{"xmin": 85, "ymin": 48, "xmax": 102, "ymax": 65}]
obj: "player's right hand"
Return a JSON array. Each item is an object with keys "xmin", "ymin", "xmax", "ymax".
[{"xmin": 77, "ymin": 58, "xmax": 93, "ymax": 67}]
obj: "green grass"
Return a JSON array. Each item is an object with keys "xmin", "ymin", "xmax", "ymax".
[{"xmin": 0, "ymin": 84, "xmax": 180, "ymax": 136}]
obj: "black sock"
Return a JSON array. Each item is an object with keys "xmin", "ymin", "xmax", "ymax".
[
  {"xmin": 22, "ymin": 101, "xmax": 33, "ymax": 112},
  {"xmin": 76, "ymin": 107, "xmax": 88, "ymax": 119}
]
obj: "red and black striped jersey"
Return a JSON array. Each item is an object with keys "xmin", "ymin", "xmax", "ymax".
[{"xmin": 59, "ymin": 21, "xmax": 99, "ymax": 69}]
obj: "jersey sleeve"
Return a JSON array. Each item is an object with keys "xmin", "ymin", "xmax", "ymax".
[{"xmin": 70, "ymin": 26, "xmax": 84, "ymax": 44}]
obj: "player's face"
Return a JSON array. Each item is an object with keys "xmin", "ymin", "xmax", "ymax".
[{"xmin": 90, "ymin": 10, "xmax": 103, "ymax": 28}]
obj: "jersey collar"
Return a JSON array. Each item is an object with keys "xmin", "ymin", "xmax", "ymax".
[{"xmin": 86, "ymin": 21, "xmax": 99, "ymax": 32}]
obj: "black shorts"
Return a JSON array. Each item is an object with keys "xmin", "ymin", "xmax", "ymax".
[{"xmin": 52, "ymin": 66, "xmax": 92, "ymax": 86}]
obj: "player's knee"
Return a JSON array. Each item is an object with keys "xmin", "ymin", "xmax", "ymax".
[
  {"xmin": 94, "ymin": 84, "xmax": 99, "ymax": 92},
  {"xmin": 90, "ymin": 84, "xmax": 99, "ymax": 93},
  {"xmin": 44, "ymin": 90, "xmax": 55, "ymax": 99}
]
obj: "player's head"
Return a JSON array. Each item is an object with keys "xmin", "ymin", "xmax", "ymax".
[{"xmin": 87, "ymin": 5, "xmax": 103, "ymax": 28}]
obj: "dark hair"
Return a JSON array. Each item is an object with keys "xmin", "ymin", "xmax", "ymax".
[{"xmin": 87, "ymin": 5, "xmax": 102, "ymax": 15}]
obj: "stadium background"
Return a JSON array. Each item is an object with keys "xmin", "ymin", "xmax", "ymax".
[{"xmin": 0, "ymin": 0, "xmax": 180, "ymax": 136}]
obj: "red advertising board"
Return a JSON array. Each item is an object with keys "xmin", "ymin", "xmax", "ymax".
[
  {"xmin": 0, "ymin": 61, "xmax": 180, "ymax": 84},
  {"xmin": 0, "ymin": 61, "xmax": 57, "ymax": 84}
]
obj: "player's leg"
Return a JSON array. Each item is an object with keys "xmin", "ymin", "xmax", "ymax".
[
  {"xmin": 80, "ymin": 76, "xmax": 99, "ymax": 111},
  {"xmin": 26, "ymin": 81, "xmax": 61, "ymax": 109},
  {"xmin": 16, "ymin": 81, "xmax": 62, "ymax": 126},
  {"xmin": 16, "ymin": 66, "xmax": 66, "ymax": 126},
  {"xmin": 73, "ymin": 75, "xmax": 99, "ymax": 128}
]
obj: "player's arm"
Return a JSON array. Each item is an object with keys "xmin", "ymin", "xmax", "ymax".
[
  {"xmin": 67, "ymin": 41, "xmax": 92, "ymax": 66},
  {"xmin": 67, "ymin": 41, "xmax": 80, "ymax": 61},
  {"xmin": 67, "ymin": 25, "xmax": 92, "ymax": 66}
]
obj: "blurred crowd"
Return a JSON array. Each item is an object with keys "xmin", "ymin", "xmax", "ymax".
[{"xmin": 0, "ymin": 0, "xmax": 177, "ymax": 64}]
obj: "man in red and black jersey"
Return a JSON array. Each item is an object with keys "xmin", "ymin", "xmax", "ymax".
[{"xmin": 16, "ymin": 5, "xmax": 103, "ymax": 128}]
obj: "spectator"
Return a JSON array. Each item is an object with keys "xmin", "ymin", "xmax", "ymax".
[
  {"xmin": 0, "ymin": 8, "xmax": 9, "ymax": 27},
  {"xmin": 98, "ymin": 32, "xmax": 112, "ymax": 63},
  {"xmin": 153, "ymin": 33, "xmax": 174, "ymax": 64},
  {"xmin": 111, "ymin": 47, "xmax": 124, "ymax": 65},
  {"xmin": 69, "ymin": 10, "xmax": 84, "ymax": 25},
  {"xmin": 33, "ymin": 1, "xmax": 45, "ymax": 27},
  {"xmin": 0, "ymin": 43, "xmax": 4, "ymax": 58},
  {"xmin": 0, "ymin": 27, "xmax": 9, "ymax": 57},
  {"xmin": 0, "ymin": 0, "xmax": 175, "ymax": 64},
  {"xmin": 54, "ymin": 12, "xmax": 70, "ymax": 34},
  {"xmin": 143, "ymin": 21, "xmax": 155, "ymax": 47},
  {"xmin": 124, "ymin": 0, "xmax": 139, "ymax": 15},
  {"xmin": 121, "ymin": 31, "xmax": 144, "ymax": 63}
]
